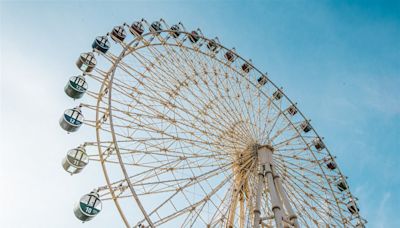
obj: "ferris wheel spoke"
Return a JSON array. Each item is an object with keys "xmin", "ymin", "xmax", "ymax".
[
  {"xmin": 208, "ymin": 184, "xmax": 234, "ymax": 227},
  {"xmin": 274, "ymin": 159, "xmax": 328, "ymax": 194},
  {"xmin": 109, "ymin": 64, "xmax": 252, "ymax": 150},
  {"xmin": 86, "ymin": 71, "xmax": 107, "ymax": 85},
  {"xmin": 272, "ymin": 135, "xmax": 308, "ymax": 149},
  {"xmin": 111, "ymin": 158, "xmax": 193, "ymax": 188},
  {"xmin": 230, "ymin": 77, "xmax": 258, "ymax": 140},
  {"xmin": 227, "ymin": 158, "xmax": 257, "ymax": 227},
  {"xmin": 273, "ymin": 153, "xmax": 320, "ymax": 169},
  {"xmin": 274, "ymin": 159, "xmax": 327, "ymax": 185},
  {"xmin": 201, "ymin": 70, "xmax": 254, "ymax": 139},
  {"xmin": 103, "ymin": 104, "xmax": 241, "ymax": 153},
  {"xmin": 179, "ymin": 45, "xmax": 255, "ymax": 135},
  {"xmin": 143, "ymin": 43, "xmax": 254, "ymax": 141},
  {"xmin": 136, "ymin": 168, "xmax": 229, "ymax": 196},
  {"xmin": 134, "ymin": 142, "xmax": 250, "ymax": 226},
  {"xmin": 274, "ymin": 147, "xmax": 309, "ymax": 153},
  {"xmin": 166, "ymin": 42, "xmax": 256, "ymax": 140},
  {"xmin": 215, "ymin": 63, "xmax": 257, "ymax": 141},
  {"xmin": 92, "ymin": 119, "xmax": 242, "ymax": 164},
  {"xmin": 284, "ymin": 180, "xmax": 343, "ymax": 227},
  {"xmin": 275, "ymin": 154, "xmax": 338, "ymax": 181},
  {"xmin": 268, "ymin": 118, "xmax": 302, "ymax": 143},
  {"xmin": 142, "ymin": 171, "xmax": 234, "ymax": 226},
  {"xmin": 273, "ymin": 183, "xmax": 313, "ymax": 227},
  {"xmin": 273, "ymin": 177, "xmax": 335, "ymax": 226},
  {"xmin": 104, "ymin": 156, "xmax": 232, "ymax": 201},
  {"xmin": 257, "ymin": 105, "xmax": 273, "ymax": 145},
  {"xmin": 264, "ymin": 112, "xmax": 284, "ymax": 141},
  {"xmin": 272, "ymin": 164, "xmax": 343, "ymax": 226}
]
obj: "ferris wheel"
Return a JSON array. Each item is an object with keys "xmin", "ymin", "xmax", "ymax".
[{"xmin": 59, "ymin": 18, "xmax": 367, "ymax": 228}]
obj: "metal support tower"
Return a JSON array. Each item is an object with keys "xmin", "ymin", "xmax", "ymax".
[{"xmin": 253, "ymin": 145, "xmax": 299, "ymax": 228}]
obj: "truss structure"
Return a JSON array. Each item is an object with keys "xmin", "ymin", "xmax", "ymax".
[{"xmin": 60, "ymin": 18, "xmax": 366, "ymax": 228}]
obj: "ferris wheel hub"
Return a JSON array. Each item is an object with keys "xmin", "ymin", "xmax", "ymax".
[{"xmin": 257, "ymin": 144, "xmax": 274, "ymax": 152}]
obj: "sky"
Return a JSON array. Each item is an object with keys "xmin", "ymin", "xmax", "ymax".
[{"xmin": 0, "ymin": 0, "xmax": 399, "ymax": 227}]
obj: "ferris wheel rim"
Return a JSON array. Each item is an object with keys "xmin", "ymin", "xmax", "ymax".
[
  {"xmin": 105, "ymin": 41, "xmax": 157, "ymax": 227},
  {"xmin": 95, "ymin": 63, "xmax": 132, "ymax": 227}
]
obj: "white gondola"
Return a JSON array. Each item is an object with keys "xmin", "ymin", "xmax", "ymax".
[
  {"xmin": 76, "ymin": 52, "xmax": 96, "ymax": 73},
  {"xmin": 241, "ymin": 62, "xmax": 252, "ymax": 73},
  {"xmin": 273, "ymin": 89, "xmax": 283, "ymax": 100},
  {"xmin": 59, "ymin": 107, "xmax": 84, "ymax": 132},
  {"xmin": 312, "ymin": 137, "xmax": 325, "ymax": 151},
  {"xmin": 300, "ymin": 120, "xmax": 312, "ymax": 133},
  {"xmin": 347, "ymin": 199, "xmax": 359, "ymax": 215},
  {"xmin": 74, "ymin": 191, "xmax": 102, "ymax": 222},
  {"xmin": 224, "ymin": 50, "xmax": 236, "ymax": 62},
  {"xmin": 64, "ymin": 75, "xmax": 88, "ymax": 99},
  {"xmin": 287, "ymin": 104, "xmax": 298, "ymax": 116},
  {"xmin": 336, "ymin": 177, "xmax": 348, "ymax": 192},
  {"xmin": 207, "ymin": 39, "xmax": 219, "ymax": 53},
  {"xmin": 62, "ymin": 146, "xmax": 89, "ymax": 175},
  {"xmin": 257, "ymin": 74, "xmax": 268, "ymax": 86},
  {"xmin": 324, "ymin": 157, "xmax": 337, "ymax": 170}
]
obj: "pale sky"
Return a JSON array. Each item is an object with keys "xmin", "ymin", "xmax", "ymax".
[{"xmin": 1, "ymin": 0, "xmax": 399, "ymax": 227}]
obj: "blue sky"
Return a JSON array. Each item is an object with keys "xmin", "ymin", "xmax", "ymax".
[{"xmin": 1, "ymin": 0, "xmax": 399, "ymax": 227}]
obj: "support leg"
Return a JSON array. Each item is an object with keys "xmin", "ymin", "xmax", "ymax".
[
  {"xmin": 228, "ymin": 187, "xmax": 240, "ymax": 227},
  {"xmin": 265, "ymin": 171, "xmax": 284, "ymax": 228},
  {"xmin": 239, "ymin": 192, "xmax": 245, "ymax": 228},
  {"xmin": 254, "ymin": 145, "xmax": 285, "ymax": 228},
  {"xmin": 253, "ymin": 171, "xmax": 264, "ymax": 227},
  {"xmin": 274, "ymin": 173, "xmax": 299, "ymax": 228},
  {"xmin": 253, "ymin": 145, "xmax": 299, "ymax": 228}
]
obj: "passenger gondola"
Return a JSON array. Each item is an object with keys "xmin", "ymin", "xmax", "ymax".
[
  {"xmin": 149, "ymin": 21, "xmax": 162, "ymax": 34},
  {"xmin": 188, "ymin": 31, "xmax": 200, "ymax": 43},
  {"xmin": 170, "ymin": 24, "xmax": 181, "ymax": 38},
  {"xmin": 257, "ymin": 75, "xmax": 268, "ymax": 86},
  {"xmin": 111, "ymin": 25, "xmax": 127, "ymax": 43},
  {"xmin": 313, "ymin": 137, "xmax": 325, "ymax": 151},
  {"xmin": 64, "ymin": 75, "xmax": 88, "ymax": 99},
  {"xmin": 74, "ymin": 191, "xmax": 102, "ymax": 222},
  {"xmin": 300, "ymin": 120, "xmax": 312, "ymax": 133},
  {"xmin": 92, "ymin": 36, "xmax": 110, "ymax": 54},
  {"xmin": 59, "ymin": 106, "xmax": 84, "ymax": 132},
  {"xmin": 76, "ymin": 52, "xmax": 96, "ymax": 73},
  {"xmin": 62, "ymin": 146, "xmax": 89, "ymax": 175},
  {"xmin": 130, "ymin": 21, "xmax": 144, "ymax": 36}
]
